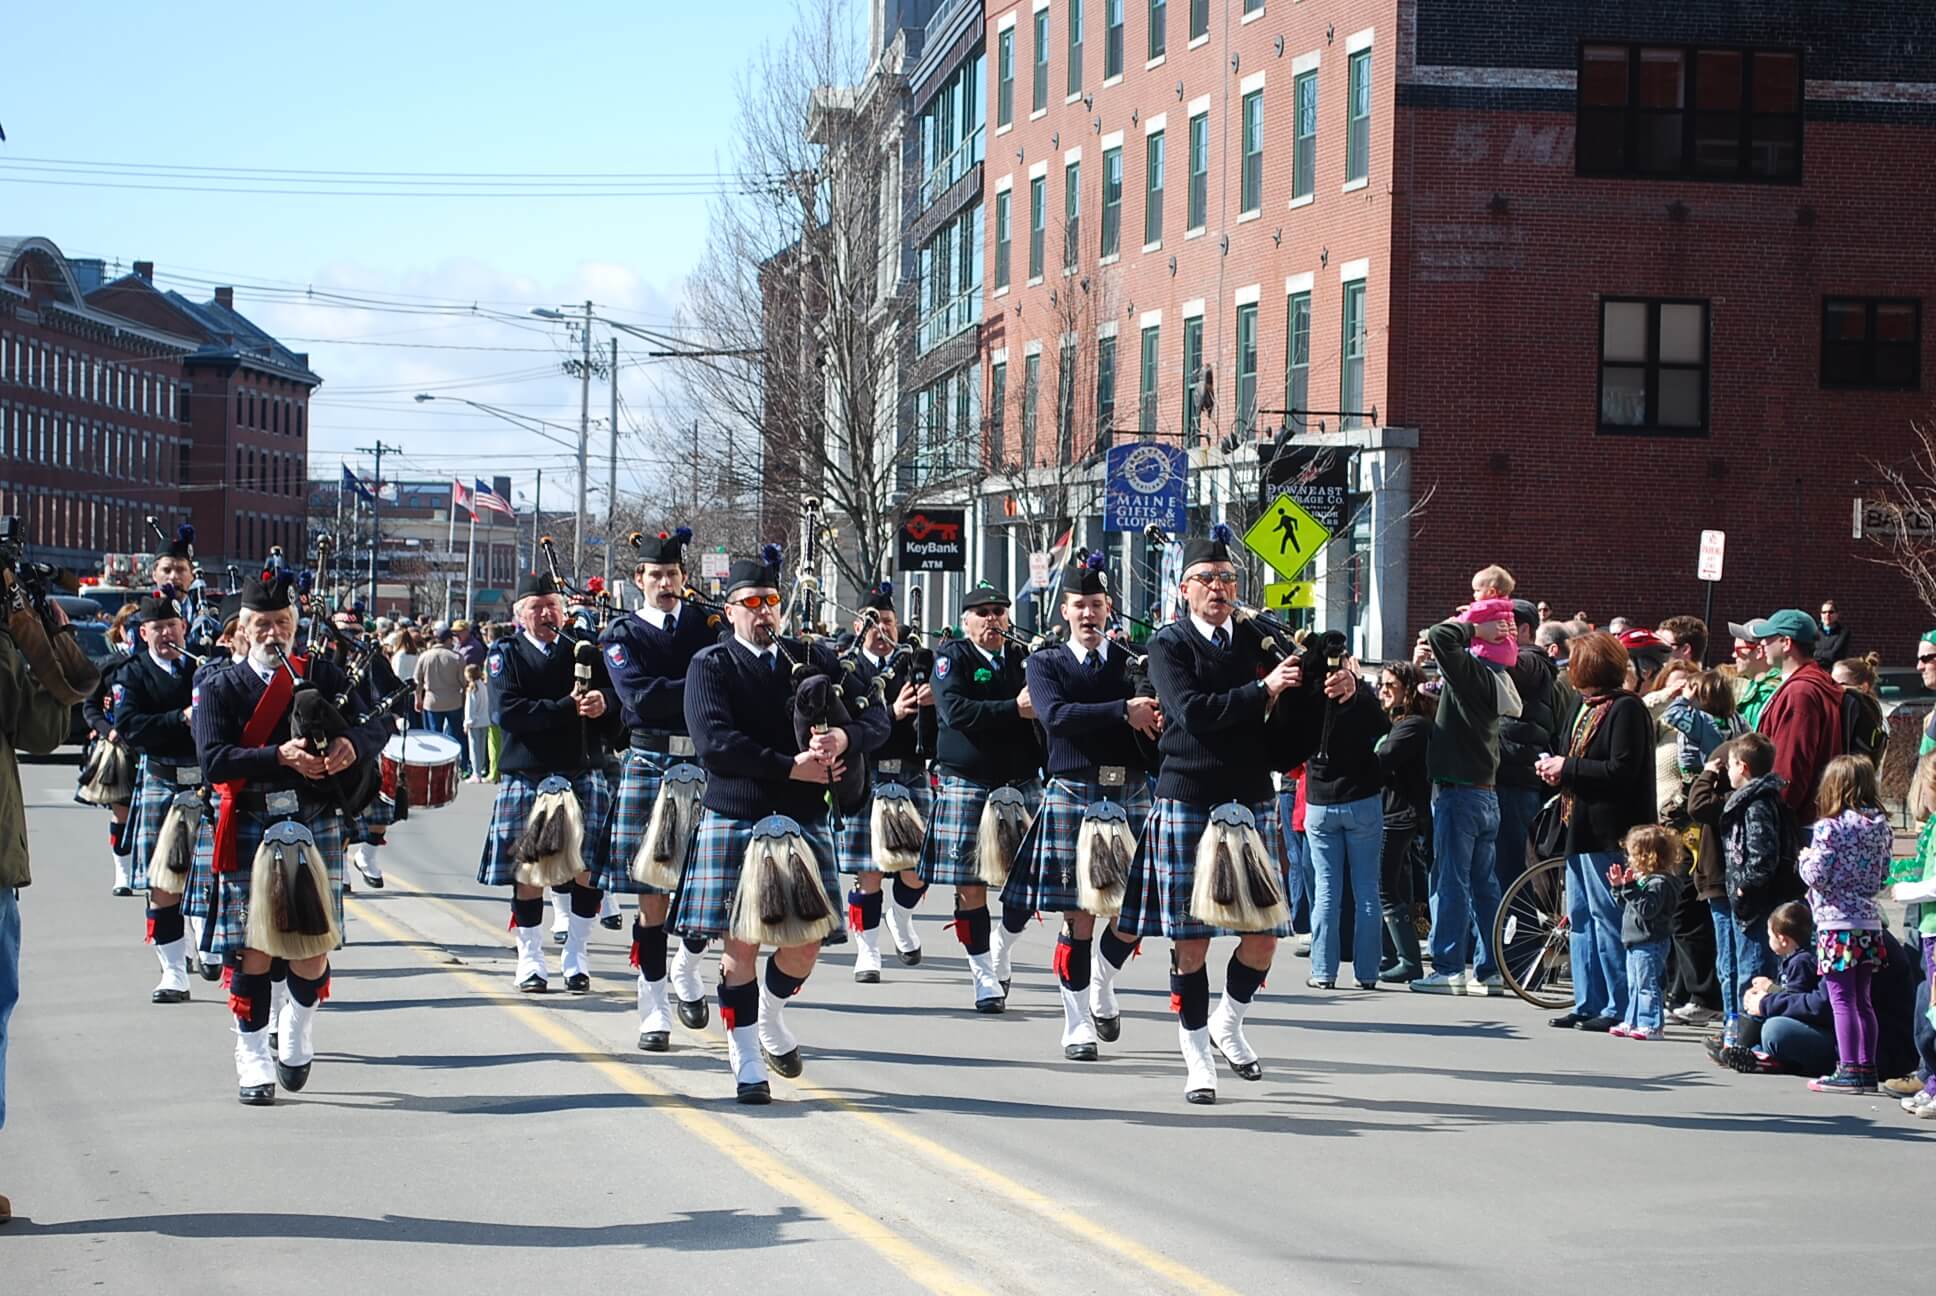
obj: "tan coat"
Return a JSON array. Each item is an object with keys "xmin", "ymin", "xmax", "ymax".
[{"xmin": 1, "ymin": 628, "xmax": 77, "ymax": 887}]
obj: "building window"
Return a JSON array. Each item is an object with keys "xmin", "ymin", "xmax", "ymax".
[
  {"xmin": 1240, "ymin": 89, "xmax": 1264, "ymax": 213},
  {"xmin": 998, "ymin": 26, "xmax": 1015, "ymax": 128},
  {"xmin": 1064, "ymin": 159, "xmax": 1081, "ymax": 272},
  {"xmin": 1285, "ymin": 291, "xmax": 1311, "ymax": 417},
  {"xmin": 990, "ymin": 360, "xmax": 1007, "ymax": 462},
  {"xmin": 1033, "ymin": 8, "xmax": 1050, "ymax": 114},
  {"xmin": 1097, "ymin": 334, "xmax": 1117, "ymax": 440},
  {"xmin": 1021, "ymin": 353, "xmax": 1041, "ymax": 465},
  {"xmin": 1057, "ymin": 339, "xmax": 1077, "ymax": 459},
  {"xmin": 1189, "ymin": 0, "xmax": 1207, "ymax": 42},
  {"xmin": 1149, "ymin": 0, "xmax": 1166, "ymax": 61},
  {"xmin": 1293, "ymin": 70, "xmax": 1317, "ymax": 201},
  {"xmin": 918, "ymin": 54, "xmax": 985, "ymax": 207},
  {"xmin": 1578, "ymin": 44, "xmax": 1802, "ymax": 182},
  {"xmin": 1139, "ymin": 325, "xmax": 1160, "ymax": 435},
  {"xmin": 1105, "ymin": 0, "xmax": 1124, "ymax": 78},
  {"xmin": 1341, "ymin": 279, "xmax": 1367, "ymax": 427},
  {"xmin": 1067, "ymin": 0, "xmax": 1083, "ymax": 96},
  {"xmin": 1598, "ymin": 297, "xmax": 1709, "ymax": 433},
  {"xmin": 1346, "ymin": 49, "xmax": 1371, "ymax": 183},
  {"xmin": 1243, "ymin": 0, "xmax": 1262, "ymax": 14},
  {"xmin": 1144, "ymin": 130, "xmax": 1165, "ymax": 245},
  {"xmin": 1187, "ymin": 112, "xmax": 1208, "ymax": 231},
  {"xmin": 995, "ymin": 189, "xmax": 1013, "ymax": 288},
  {"xmin": 1182, "ymin": 316, "xmax": 1202, "ymax": 440},
  {"xmin": 1235, "ymin": 302, "xmax": 1258, "ymax": 435},
  {"xmin": 1029, "ymin": 175, "xmax": 1047, "ymax": 278},
  {"xmin": 1822, "ymin": 298, "xmax": 1921, "ymax": 391},
  {"xmin": 1101, "ymin": 146, "xmax": 1123, "ymax": 258}
]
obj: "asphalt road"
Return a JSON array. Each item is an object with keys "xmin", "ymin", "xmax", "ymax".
[{"xmin": 6, "ymin": 756, "xmax": 1934, "ymax": 1294}]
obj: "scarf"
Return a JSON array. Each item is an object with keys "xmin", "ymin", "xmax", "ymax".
[{"xmin": 1559, "ymin": 691, "xmax": 1618, "ymax": 826}]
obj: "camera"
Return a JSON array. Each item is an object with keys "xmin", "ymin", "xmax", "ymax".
[{"xmin": 0, "ymin": 515, "xmax": 62, "ymax": 594}]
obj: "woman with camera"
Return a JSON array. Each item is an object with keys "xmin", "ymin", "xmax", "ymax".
[{"xmin": 1301, "ymin": 636, "xmax": 1391, "ymax": 990}]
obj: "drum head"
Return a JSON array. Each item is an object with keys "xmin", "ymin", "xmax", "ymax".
[{"xmin": 382, "ymin": 730, "xmax": 464, "ymax": 765}]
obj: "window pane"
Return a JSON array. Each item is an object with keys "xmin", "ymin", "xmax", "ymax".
[
  {"xmin": 1658, "ymin": 369, "xmax": 1703, "ymax": 427},
  {"xmin": 1749, "ymin": 116, "xmax": 1800, "ymax": 179},
  {"xmin": 1602, "ymin": 301, "xmax": 1648, "ymax": 362},
  {"xmin": 998, "ymin": 29, "xmax": 1014, "ymax": 126},
  {"xmin": 1188, "ymin": 114, "xmax": 1208, "ymax": 228},
  {"xmin": 1346, "ymin": 51, "xmax": 1371, "ymax": 181},
  {"xmin": 1236, "ymin": 303, "xmax": 1257, "ymax": 434},
  {"xmin": 1695, "ymin": 50, "xmax": 1742, "ymax": 109},
  {"xmin": 1294, "ymin": 72, "xmax": 1316, "ymax": 198},
  {"xmin": 1659, "ymin": 303, "xmax": 1705, "ymax": 363},
  {"xmin": 1190, "ymin": 0, "xmax": 1207, "ymax": 40},
  {"xmin": 1102, "ymin": 147, "xmax": 1122, "ymax": 256},
  {"xmin": 1181, "ymin": 318, "xmax": 1201, "ymax": 438},
  {"xmin": 1286, "ymin": 291, "xmax": 1311, "ymax": 415},
  {"xmin": 1145, "ymin": 131, "xmax": 1165, "ymax": 244},
  {"xmin": 1150, "ymin": 0, "xmax": 1166, "ymax": 60},
  {"xmin": 1033, "ymin": 11, "xmax": 1049, "ymax": 113},
  {"xmin": 1600, "ymin": 367, "xmax": 1648, "ymax": 425},
  {"xmin": 1823, "ymin": 341, "xmax": 1868, "ymax": 387},
  {"xmin": 1692, "ymin": 111, "xmax": 1741, "ymax": 175},
  {"xmin": 1876, "ymin": 303, "xmax": 1918, "ymax": 344},
  {"xmin": 1240, "ymin": 90, "xmax": 1263, "ymax": 211},
  {"xmin": 1636, "ymin": 110, "xmax": 1684, "ymax": 172},
  {"xmin": 1874, "ymin": 341, "xmax": 1918, "ymax": 389},
  {"xmin": 1068, "ymin": 0, "xmax": 1083, "ymax": 97},
  {"xmin": 1580, "ymin": 46, "xmax": 1629, "ymax": 107},
  {"xmin": 1106, "ymin": 0, "xmax": 1123, "ymax": 79},
  {"xmin": 1825, "ymin": 301, "xmax": 1868, "ymax": 342},
  {"xmin": 1752, "ymin": 52, "xmax": 1800, "ymax": 112},
  {"xmin": 1636, "ymin": 49, "xmax": 1684, "ymax": 108}
]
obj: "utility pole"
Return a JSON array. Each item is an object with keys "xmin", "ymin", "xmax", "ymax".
[
  {"xmin": 575, "ymin": 299, "xmax": 592, "ymax": 580},
  {"xmin": 691, "ymin": 419, "xmax": 700, "ymax": 518},
  {"xmin": 606, "ymin": 336, "xmax": 618, "ymax": 594},
  {"xmin": 355, "ymin": 441, "xmax": 402, "ymax": 612},
  {"xmin": 532, "ymin": 468, "xmax": 542, "ymax": 574}
]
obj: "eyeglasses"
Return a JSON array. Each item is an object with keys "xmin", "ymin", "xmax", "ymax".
[
  {"xmin": 1918, "ymin": 653, "xmax": 1936, "ymax": 665},
  {"xmin": 1185, "ymin": 572, "xmax": 1240, "ymax": 587},
  {"xmin": 964, "ymin": 605, "xmax": 1009, "ymax": 618},
  {"xmin": 729, "ymin": 593, "xmax": 782, "ymax": 610},
  {"xmin": 1732, "ymin": 644, "xmax": 1756, "ymax": 655}
]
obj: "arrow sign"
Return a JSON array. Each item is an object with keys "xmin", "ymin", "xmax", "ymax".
[{"xmin": 1243, "ymin": 493, "xmax": 1333, "ymax": 580}]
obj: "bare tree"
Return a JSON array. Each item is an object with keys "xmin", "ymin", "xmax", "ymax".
[{"xmin": 1860, "ymin": 416, "xmax": 1936, "ymax": 620}]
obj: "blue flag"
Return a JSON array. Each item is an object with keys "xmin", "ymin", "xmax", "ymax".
[{"xmin": 342, "ymin": 464, "xmax": 376, "ymax": 504}]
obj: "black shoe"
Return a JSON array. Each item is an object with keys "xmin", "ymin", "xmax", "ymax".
[
  {"xmin": 275, "ymin": 1060, "xmax": 311, "ymax": 1093},
  {"xmin": 1575, "ymin": 1015, "xmax": 1619, "ymax": 1033},
  {"xmin": 197, "ymin": 962, "xmax": 223, "ymax": 983},
  {"xmin": 1094, "ymin": 1015, "xmax": 1122, "ymax": 1043},
  {"xmin": 238, "ymin": 1084, "xmax": 276, "ymax": 1107},
  {"xmin": 552, "ymin": 931, "xmax": 567, "ymax": 946},
  {"xmin": 736, "ymin": 1081, "xmax": 771, "ymax": 1105},
  {"xmin": 1214, "ymin": 1044, "xmax": 1264, "ymax": 1082},
  {"xmin": 1717, "ymin": 1044, "xmax": 1769, "ymax": 1074},
  {"xmin": 896, "ymin": 946, "xmax": 923, "ymax": 966},
  {"xmin": 763, "ymin": 1047, "xmax": 803, "ymax": 1079},
  {"xmin": 1548, "ymin": 1011, "xmax": 1587, "ymax": 1029},
  {"xmin": 1185, "ymin": 1088, "xmax": 1216, "ymax": 1105},
  {"xmin": 974, "ymin": 996, "xmax": 1006, "ymax": 1014},
  {"xmin": 151, "ymin": 987, "xmax": 190, "ymax": 1005},
  {"xmin": 1379, "ymin": 964, "xmax": 1420, "ymax": 984},
  {"xmin": 854, "ymin": 969, "xmax": 880, "ymax": 984},
  {"xmin": 1355, "ymin": 981, "xmax": 1379, "ymax": 991},
  {"xmin": 112, "ymin": 886, "xmax": 133, "ymax": 897},
  {"xmin": 600, "ymin": 914, "xmax": 624, "ymax": 930},
  {"xmin": 677, "ymin": 998, "xmax": 709, "ymax": 1029},
  {"xmin": 565, "ymin": 973, "xmax": 591, "ymax": 994},
  {"xmin": 1065, "ymin": 1042, "xmax": 1099, "ymax": 1061},
  {"xmin": 639, "ymin": 1031, "xmax": 670, "ymax": 1053},
  {"xmin": 519, "ymin": 974, "xmax": 549, "ymax": 994}
]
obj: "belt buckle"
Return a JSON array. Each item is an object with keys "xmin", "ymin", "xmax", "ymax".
[
  {"xmin": 264, "ymin": 789, "xmax": 300, "ymax": 818},
  {"xmin": 1098, "ymin": 765, "xmax": 1126, "ymax": 788},
  {"xmin": 176, "ymin": 766, "xmax": 201, "ymax": 786},
  {"xmin": 876, "ymin": 758, "xmax": 903, "ymax": 774},
  {"xmin": 668, "ymin": 735, "xmax": 695, "ymax": 758}
]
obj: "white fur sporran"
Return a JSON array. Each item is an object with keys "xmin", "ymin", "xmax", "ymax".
[
  {"xmin": 1075, "ymin": 799, "xmax": 1135, "ymax": 918},
  {"xmin": 729, "ymin": 814, "xmax": 836, "ymax": 948},
  {"xmin": 869, "ymin": 781, "xmax": 924, "ymax": 874},
  {"xmin": 148, "ymin": 791, "xmax": 202, "ymax": 895},
  {"xmin": 633, "ymin": 762, "xmax": 705, "ymax": 889},
  {"xmin": 975, "ymin": 785, "xmax": 1033, "ymax": 888},
  {"xmin": 78, "ymin": 738, "xmax": 135, "ymax": 806},
  {"xmin": 512, "ymin": 775, "xmax": 585, "ymax": 889},
  {"xmin": 1188, "ymin": 802, "xmax": 1289, "ymax": 932},
  {"xmin": 244, "ymin": 819, "xmax": 341, "ymax": 960}
]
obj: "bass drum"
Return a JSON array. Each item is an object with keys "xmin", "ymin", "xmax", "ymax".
[{"xmin": 380, "ymin": 730, "xmax": 463, "ymax": 811}]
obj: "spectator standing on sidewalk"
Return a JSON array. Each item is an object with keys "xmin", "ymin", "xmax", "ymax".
[
  {"xmin": 414, "ymin": 627, "xmax": 472, "ymax": 773},
  {"xmin": 1729, "ymin": 632, "xmax": 1781, "ymax": 731},
  {"xmin": 1498, "ymin": 599, "xmax": 1564, "ymax": 896},
  {"xmin": 1738, "ymin": 609, "xmax": 1845, "ymax": 823},
  {"xmin": 1814, "ymin": 601, "xmax": 1853, "ymax": 667}
]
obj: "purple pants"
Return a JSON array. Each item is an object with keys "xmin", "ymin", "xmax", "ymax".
[{"xmin": 1823, "ymin": 963, "xmax": 1878, "ymax": 1071}]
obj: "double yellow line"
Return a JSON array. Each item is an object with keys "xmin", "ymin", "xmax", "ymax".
[{"xmin": 350, "ymin": 874, "xmax": 1240, "ymax": 1296}]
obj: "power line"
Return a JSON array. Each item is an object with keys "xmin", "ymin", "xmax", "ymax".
[{"xmin": 6, "ymin": 154, "xmax": 776, "ymax": 182}]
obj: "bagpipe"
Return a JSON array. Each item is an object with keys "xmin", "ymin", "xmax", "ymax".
[{"xmin": 0, "ymin": 514, "xmax": 101, "ymax": 705}]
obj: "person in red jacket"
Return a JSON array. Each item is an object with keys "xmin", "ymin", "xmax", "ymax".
[{"xmin": 1735, "ymin": 609, "xmax": 1844, "ymax": 823}]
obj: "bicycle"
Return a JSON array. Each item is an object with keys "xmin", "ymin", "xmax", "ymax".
[{"xmin": 1493, "ymin": 856, "xmax": 1573, "ymax": 1008}]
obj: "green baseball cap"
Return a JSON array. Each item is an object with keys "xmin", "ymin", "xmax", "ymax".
[{"xmin": 1737, "ymin": 609, "xmax": 1818, "ymax": 642}]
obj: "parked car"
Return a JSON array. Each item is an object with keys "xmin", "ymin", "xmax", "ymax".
[{"xmin": 56, "ymin": 600, "xmax": 114, "ymax": 748}]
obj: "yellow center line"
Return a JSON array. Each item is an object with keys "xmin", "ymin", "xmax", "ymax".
[
  {"xmin": 345, "ymin": 895, "xmax": 984, "ymax": 1296},
  {"xmin": 359, "ymin": 870, "xmax": 1242, "ymax": 1296}
]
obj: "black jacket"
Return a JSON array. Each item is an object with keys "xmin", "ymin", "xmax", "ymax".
[
  {"xmin": 492, "ymin": 630, "xmax": 621, "ymax": 775},
  {"xmin": 1146, "ymin": 617, "xmax": 1322, "ymax": 805},
  {"xmin": 1557, "ymin": 692, "xmax": 1657, "ymax": 857},
  {"xmin": 1500, "ymin": 647, "xmax": 1562, "ymax": 790},
  {"xmin": 852, "ymin": 646, "xmax": 936, "ymax": 766},
  {"xmin": 931, "ymin": 638, "xmax": 1042, "ymax": 786},
  {"xmin": 1377, "ymin": 713, "xmax": 1432, "ymax": 830},
  {"xmin": 1813, "ymin": 623, "xmax": 1853, "ymax": 667},
  {"xmin": 1304, "ymin": 683, "xmax": 1391, "ymax": 806},
  {"xmin": 1025, "ymin": 640, "xmax": 1150, "ymax": 779},
  {"xmin": 114, "ymin": 651, "xmax": 201, "ymax": 766},
  {"xmin": 599, "ymin": 606, "xmax": 717, "ymax": 735},
  {"xmin": 1718, "ymin": 772, "xmax": 1802, "ymax": 927}
]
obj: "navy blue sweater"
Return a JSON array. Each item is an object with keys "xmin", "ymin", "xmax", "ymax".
[
  {"xmin": 852, "ymin": 648, "xmax": 936, "ymax": 765},
  {"xmin": 1146, "ymin": 617, "xmax": 1322, "ymax": 805},
  {"xmin": 115, "ymin": 651, "xmax": 202, "ymax": 765},
  {"xmin": 1758, "ymin": 947, "xmax": 1831, "ymax": 1028},
  {"xmin": 192, "ymin": 655, "xmax": 388, "ymax": 791},
  {"xmin": 599, "ymin": 606, "xmax": 716, "ymax": 735},
  {"xmin": 1024, "ymin": 641, "xmax": 1149, "ymax": 779}
]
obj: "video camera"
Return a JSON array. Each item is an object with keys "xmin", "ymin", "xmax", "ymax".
[{"xmin": 0, "ymin": 516, "xmax": 68, "ymax": 600}]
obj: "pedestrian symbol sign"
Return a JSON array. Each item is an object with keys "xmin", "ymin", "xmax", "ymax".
[{"xmin": 1243, "ymin": 493, "xmax": 1332, "ymax": 580}]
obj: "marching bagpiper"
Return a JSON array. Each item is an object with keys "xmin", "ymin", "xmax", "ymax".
[
  {"xmin": 834, "ymin": 581, "xmax": 936, "ymax": 982},
  {"xmin": 914, "ymin": 584, "xmax": 1045, "ymax": 1012},
  {"xmin": 595, "ymin": 527, "xmax": 719, "ymax": 1050},
  {"xmin": 674, "ymin": 547, "xmax": 888, "ymax": 1102},
  {"xmin": 192, "ymin": 572, "xmax": 389, "ymax": 1104},
  {"xmin": 477, "ymin": 571, "xmax": 620, "ymax": 994},
  {"xmin": 325, "ymin": 599, "xmax": 407, "ymax": 889},
  {"xmin": 1117, "ymin": 526, "xmax": 1338, "ymax": 1103},
  {"xmin": 1001, "ymin": 554, "xmax": 1160, "ymax": 1058}
]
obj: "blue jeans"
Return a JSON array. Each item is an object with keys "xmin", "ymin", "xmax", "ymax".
[
  {"xmin": 1624, "ymin": 938, "xmax": 1669, "ymax": 1032},
  {"xmin": 424, "ymin": 707, "xmax": 469, "ymax": 772},
  {"xmin": 1305, "ymin": 796, "xmax": 1385, "ymax": 984},
  {"xmin": 1427, "ymin": 785, "xmax": 1501, "ymax": 980},
  {"xmin": 1708, "ymin": 899, "xmax": 1776, "ymax": 1016},
  {"xmin": 1566, "ymin": 851, "xmax": 1628, "ymax": 1018},
  {"xmin": 0, "ymin": 886, "xmax": 18, "ymax": 1130},
  {"xmin": 1493, "ymin": 786, "xmax": 1541, "ymax": 894},
  {"xmin": 1278, "ymin": 789, "xmax": 1313, "ymax": 935},
  {"xmin": 1760, "ymin": 1014, "xmax": 1837, "ymax": 1074}
]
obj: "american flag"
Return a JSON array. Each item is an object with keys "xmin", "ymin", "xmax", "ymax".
[{"xmin": 472, "ymin": 478, "xmax": 514, "ymax": 518}]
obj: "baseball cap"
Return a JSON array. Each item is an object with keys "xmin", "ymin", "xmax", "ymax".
[{"xmin": 1734, "ymin": 609, "xmax": 1819, "ymax": 642}]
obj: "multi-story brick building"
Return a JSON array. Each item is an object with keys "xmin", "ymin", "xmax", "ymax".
[{"xmin": 979, "ymin": 1, "xmax": 1935, "ymax": 656}]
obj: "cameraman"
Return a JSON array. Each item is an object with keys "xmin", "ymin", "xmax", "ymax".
[{"xmin": 1, "ymin": 599, "xmax": 78, "ymax": 1223}]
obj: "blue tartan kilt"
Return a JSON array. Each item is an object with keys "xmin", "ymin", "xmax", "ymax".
[
  {"xmin": 918, "ymin": 775, "xmax": 1043, "ymax": 886},
  {"xmin": 1001, "ymin": 777, "xmax": 1154, "ymax": 914},
  {"xmin": 207, "ymin": 809, "xmax": 348, "ymax": 957},
  {"xmin": 184, "ymin": 790, "xmax": 220, "ymax": 922},
  {"xmin": 1117, "ymin": 797, "xmax": 1287, "ymax": 940},
  {"xmin": 476, "ymin": 770, "xmax": 612, "ymax": 887},
  {"xmin": 596, "ymin": 749, "xmax": 681, "ymax": 895},
  {"xmin": 669, "ymin": 808, "xmax": 838, "ymax": 941},
  {"xmin": 836, "ymin": 773, "xmax": 935, "ymax": 875},
  {"xmin": 128, "ymin": 759, "xmax": 181, "ymax": 891},
  {"xmin": 353, "ymin": 792, "xmax": 398, "ymax": 836}
]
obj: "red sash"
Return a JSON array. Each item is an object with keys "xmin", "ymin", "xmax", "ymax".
[{"xmin": 211, "ymin": 656, "xmax": 305, "ymax": 874}]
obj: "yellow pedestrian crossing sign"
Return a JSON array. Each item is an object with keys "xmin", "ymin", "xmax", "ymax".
[
  {"xmin": 1263, "ymin": 581, "xmax": 1317, "ymax": 611},
  {"xmin": 1243, "ymin": 493, "xmax": 1332, "ymax": 580}
]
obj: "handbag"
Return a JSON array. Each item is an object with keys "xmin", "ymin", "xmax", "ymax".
[{"xmin": 1530, "ymin": 793, "xmax": 1567, "ymax": 860}]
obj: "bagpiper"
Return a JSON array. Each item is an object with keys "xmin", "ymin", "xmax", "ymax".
[
  {"xmin": 322, "ymin": 598, "xmax": 407, "ymax": 889},
  {"xmin": 595, "ymin": 527, "xmax": 719, "ymax": 1050},
  {"xmin": 192, "ymin": 571, "xmax": 389, "ymax": 1104},
  {"xmin": 914, "ymin": 583, "xmax": 1045, "ymax": 1012},
  {"xmin": 1000, "ymin": 553, "xmax": 1160, "ymax": 1058},
  {"xmin": 834, "ymin": 581, "xmax": 936, "ymax": 981},
  {"xmin": 674, "ymin": 547, "xmax": 887, "ymax": 1102},
  {"xmin": 476, "ymin": 572, "xmax": 620, "ymax": 994}
]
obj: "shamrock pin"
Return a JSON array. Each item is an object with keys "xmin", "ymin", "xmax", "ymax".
[{"xmin": 973, "ymin": 667, "xmax": 993, "ymax": 683}]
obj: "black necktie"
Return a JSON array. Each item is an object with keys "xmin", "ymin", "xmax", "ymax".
[
  {"xmin": 771, "ymin": 651, "xmax": 784, "ymax": 676},
  {"xmin": 1212, "ymin": 627, "xmax": 1229, "ymax": 652},
  {"xmin": 1087, "ymin": 651, "xmax": 1102, "ymax": 672}
]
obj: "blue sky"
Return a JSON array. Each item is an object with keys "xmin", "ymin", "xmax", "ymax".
[{"xmin": 3, "ymin": 0, "xmax": 805, "ymax": 508}]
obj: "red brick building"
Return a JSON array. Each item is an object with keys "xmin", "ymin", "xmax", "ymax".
[{"xmin": 980, "ymin": 0, "xmax": 1935, "ymax": 657}]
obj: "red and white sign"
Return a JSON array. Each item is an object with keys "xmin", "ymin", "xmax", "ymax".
[{"xmin": 1697, "ymin": 529, "xmax": 1726, "ymax": 582}]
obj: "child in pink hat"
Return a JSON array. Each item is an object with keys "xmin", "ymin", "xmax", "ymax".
[{"xmin": 1460, "ymin": 565, "xmax": 1520, "ymax": 667}]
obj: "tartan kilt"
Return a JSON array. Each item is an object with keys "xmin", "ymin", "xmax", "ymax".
[
  {"xmin": 184, "ymin": 790, "xmax": 221, "ymax": 922},
  {"xmin": 836, "ymin": 773, "xmax": 935, "ymax": 875},
  {"xmin": 919, "ymin": 775, "xmax": 1044, "ymax": 886},
  {"xmin": 669, "ymin": 808, "xmax": 838, "ymax": 941},
  {"xmin": 595, "ymin": 749, "xmax": 680, "ymax": 895},
  {"xmin": 476, "ymin": 769, "xmax": 612, "ymax": 887},
  {"xmin": 207, "ymin": 809, "xmax": 348, "ymax": 957},
  {"xmin": 1002, "ymin": 777, "xmax": 1154, "ymax": 914},
  {"xmin": 128, "ymin": 759, "xmax": 180, "ymax": 891},
  {"xmin": 354, "ymin": 792, "xmax": 398, "ymax": 836},
  {"xmin": 1117, "ymin": 797, "xmax": 1287, "ymax": 940}
]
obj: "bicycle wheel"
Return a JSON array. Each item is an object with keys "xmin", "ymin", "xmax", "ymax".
[{"xmin": 1494, "ymin": 856, "xmax": 1572, "ymax": 1009}]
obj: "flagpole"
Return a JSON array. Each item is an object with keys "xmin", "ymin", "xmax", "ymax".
[
  {"xmin": 444, "ymin": 482, "xmax": 458, "ymax": 623},
  {"xmin": 334, "ymin": 470, "xmax": 345, "ymax": 604},
  {"xmin": 465, "ymin": 508, "xmax": 477, "ymax": 621}
]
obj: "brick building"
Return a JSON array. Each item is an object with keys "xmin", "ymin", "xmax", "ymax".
[{"xmin": 978, "ymin": 1, "xmax": 1935, "ymax": 657}]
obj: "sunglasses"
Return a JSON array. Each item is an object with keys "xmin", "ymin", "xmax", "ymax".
[
  {"xmin": 1732, "ymin": 644, "xmax": 1756, "ymax": 655},
  {"xmin": 1919, "ymin": 653, "xmax": 1936, "ymax": 665},
  {"xmin": 965, "ymin": 605, "xmax": 1009, "ymax": 617},
  {"xmin": 1186, "ymin": 572, "xmax": 1240, "ymax": 587},
  {"xmin": 729, "ymin": 593, "xmax": 782, "ymax": 610}
]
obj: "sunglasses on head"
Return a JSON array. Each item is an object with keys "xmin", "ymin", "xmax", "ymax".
[{"xmin": 730, "ymin": 593, "xmax": 782, "ymax": 610}]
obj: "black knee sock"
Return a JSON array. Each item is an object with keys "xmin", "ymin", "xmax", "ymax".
[
  {"xmin": 1000, "ymin": 903, "xmax": 1034, "ymax": 935},
  {"xmin": 286, "ymin": 966, "xmax": 330, "ymax": 1008},
  {"xmin": 1224, "ymin": 953, "xmax": 1268, "ymax": 1004},
  {"xmin": 632, "ymin": 922, "xmax": 667, "ymax": 979},
  {"xmin": 953, "ymin": 904, "xmax": 992, "ymax": 955},
  {"xmin": 764, "ymin": 957, "xmax": 808, "ymax": 1000},
  {"xmin": 109, "ymin": 820, "xmax": 126, "ymax": 852},
  {"xmin": 511, "ymin": 895, "xmax": 544, "ymax": 929},
  {"xmin": 1099, "ymin": 927, "xmax": 1139, "ymax": 970},
  {"xmin": 1170, "ymin": 966, "xmax": 1210, "ymax": 1030},
  {"xmin": 849, "ymin": 888, "xmax": 883, "ymax": 931},
  {"xmin": 229, "ymin": 970, "xmax": 271, "ymax": 1030},
  {"xmin": 892, "ymin": 875, "xmax": 926, "ymax": 909},
  {"xmin": 1054, "ymin": 934, "xmax": 1093, "ymax": 992},
  {"xmin": 569, "ymin": 882, "xmax": 603, "ymax": 918},
  {"xmin": 718, "ymin": 978, "xmax": 759, "ymax": 1030},
  {"xmin": 147, "ymin": 903, "xmax": 184, "ymax": 946},
  {"xmin": 682, "ymin": 933, "xmax": 708, "ymax": 955}
]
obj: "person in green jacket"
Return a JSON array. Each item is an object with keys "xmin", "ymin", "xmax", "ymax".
[{"xmin": 1728, "ymin": 624, "xmax": 1782, "ymax": 731}]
